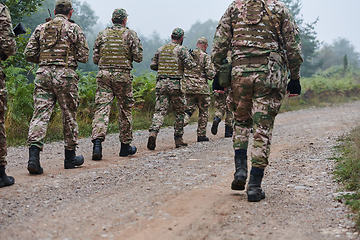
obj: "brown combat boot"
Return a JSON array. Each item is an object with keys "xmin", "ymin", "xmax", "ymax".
[
  {"xmin": 147, "ymin": 131, "xmax": 157, "ymax": 150},
  {"xmin": 175, "ymin": 136, "xmax": 188, "ymax": 148}
]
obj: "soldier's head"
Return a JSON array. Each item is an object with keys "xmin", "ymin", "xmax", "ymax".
[
  {"xmin": 171, "ymin": 28, "xmax": 184, "ymax": 45},
  {"xmin": 54, "ymin": 0, "xmax": 73, "ymax": 16},
  {"xmin": 112, "ymin": 8, "xmax": 128, "ymax": 26},
  {"xmin": 196, "ymin": 37, "xmax": 208, "ymax": 51}
]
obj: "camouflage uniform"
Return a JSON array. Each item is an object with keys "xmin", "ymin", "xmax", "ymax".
[
  {"xmin": 149, "ymin": 29, "xmax": 196, "ymax": 138},
  {"xmin": 213, "ymin": 89, "xmax": 233, "ymax": 127},
  {"xmin": 24, "ymin": 6, "xmax": 89, "ymax": 151},
  {"xmin": 91, "ymin": 9, "xmax": 143, "ymax": 145},
  {"xmin": 211, "ymin": 0, "xmax": 303, "ymax": 169},
  {"xmin": 184, "ymin": 37, "xmax": 215, "ymax": 138},
  {"xmin": 0, "ymin": 3, "xmax": 17, "ymax": 167}
]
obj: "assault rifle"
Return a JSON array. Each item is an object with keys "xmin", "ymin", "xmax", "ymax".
[{"xmin": 45, "ymin": 9, "xmax": 52, "ymax": 22}]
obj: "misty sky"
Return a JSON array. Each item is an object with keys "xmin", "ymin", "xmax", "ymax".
[{"xmin": 79, "ymin": 0, "xmax": 360, "ymax": 52}]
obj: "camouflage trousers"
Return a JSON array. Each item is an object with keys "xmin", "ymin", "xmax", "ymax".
[
  {"xmin": 28, "ymin": 66, "xmax": 80, "ymax": 150},
  {"xmin": 149, "ymin": 88, "xmax": 186, "ymax": 137},
  {"xmin": 91, "ymin": 69, "xmax": 134, "ymax": 144},
  {"xmin": 227, "ymin": 70, "xmax": 284, "ymax": 169},
  {"xmin": 213, "ymin": 90, "xmax": 233, "ymax": 126},
  {"xmin": 0, "ymin": 67, "xmax": 7, "ymax": 166},
  {"xmin": 185, "ymin": 93, "xmax": 210, "ymax": 137}
]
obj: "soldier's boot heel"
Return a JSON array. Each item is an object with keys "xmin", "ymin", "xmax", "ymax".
[
  {"xmin": 0, "ymin": 166, "xmax": 15, "ymax": 187},
  {"xmin": 231, "ymin": 155, "xmax": 247, "ymax": 190},
  {"xmin": 225, "ymin": 124, "xmax": 233, "ymax": 138},
  {"xmin": 28, "ymin": 145, "xmax": 43, "ymax": 174},
  {"xmin": 64, "ymin": 149, "xmax": 84, "ymax": 169},
  {"xmin": 211, "ymin": 117, "xmax": 221, "ymax": 135},
  {"xmin": 92, "ymin": 139, "xmax": 102, "ymax": 161},
  {"xmin": 246, "ymin": 171, "xmax": 265, "ymax": 202},
  {"xmin": 147, "ymin": 131, "xmax": 157, "ymax": 150},
  {"xmin": 119, "ymin": 143, "xmax": 137, "ymax": 157}
]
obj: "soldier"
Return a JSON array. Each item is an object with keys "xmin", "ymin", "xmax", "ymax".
[
  {"xmin": 91, "ymin": 8, "xmax": 143, "ymax": 160},
  {"xmin": 183, "ymin": 37, "xmax": 215, "ymax": 142},
  {"xmin": 0, "ymin": 2, "xmax": 16, "ymax": 187},
  {"xmin": 147, "ymin": 28, "xmax": 196, "ymax": 150},
  {"xmin": 211, "ymin": 75, "xmax": 234, "ymax": 138},
  {"xmin": 211, "ymin": 0, "xmax": 303, "ymax": 202},
  {"xmin": 24, "ymin": 0, "xmax": 89, "ymax": 174}
]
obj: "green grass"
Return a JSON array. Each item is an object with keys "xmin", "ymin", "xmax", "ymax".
[{"xmin": 333, "ymin": 127, "xmax": 360, "ymax": 230}]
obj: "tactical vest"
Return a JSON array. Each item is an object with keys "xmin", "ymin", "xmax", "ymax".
[
  {"xmin": 232, "ymin": 0, "xmax": 279, "ymax": 51},
  {"xmin": 98, "ymin": 28, "xmax": 131, "ymax": 69},
  {"xmin": 158, "ymin": 44, "xmax": 183, "ymax": 78},
  {"xmin": 184, "ymin": 49, "xmax": 205, "ymax": 79},
  {"xmin": 39, "ymin": 18, "xmax": 75, "ymax": 67}
]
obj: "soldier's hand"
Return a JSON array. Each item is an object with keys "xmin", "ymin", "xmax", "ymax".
[
  {"xmin": 287, "ymin": 79, "xmax": 301, "ymax": 97},
  {"xmin": 188, "ymin": 49, "xmax": 195, "ymax": 56}
]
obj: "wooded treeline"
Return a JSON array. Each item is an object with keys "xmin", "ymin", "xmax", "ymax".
[{"xmin": 4, "ymin": 0, "xmax": 360, "ymax": 77}]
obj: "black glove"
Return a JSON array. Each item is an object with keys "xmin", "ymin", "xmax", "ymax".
[
  {"xmin": 287, "ymin": 79, "xmax": 301, "ymax": 95},
  {"xmin": 188, "ymin": 49, "xmax": 195, "ymax": 56}
]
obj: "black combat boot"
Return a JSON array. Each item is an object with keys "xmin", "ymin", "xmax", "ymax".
[
  {"xmin": 0, "ymin": 166, "xmax": 15, "ymax": 187},
  {"xmin": 211, "ymin": 116, "xmax": 221, "ymax": 135},
  {"xmin": 64, "ymin": 149, "xmax": 84, "ymax": 169},
  {"xmin": 92, "ymin": 139, "xmax": 102, "ymax": 161},
  {"xmin": 247, "ymin": 169, "xmax": 266, "ymax": 202},
  {"xmin": 119, "ymin": 143, "xmax": 137, "ymax": 157},
  {"xmin": 225, "ymin": 124, "xmax": 233, "ymax": 138},
  {"xmin": 231, "ymin": 155, "xmax": 248, "ymax": 190},
  {"xmin": 27, "ymin": 145, "xmax": 43, "ymax": 174},
  {"xmin": 197, "ymin": 136, "xmax": 209, "ymax": 142}
]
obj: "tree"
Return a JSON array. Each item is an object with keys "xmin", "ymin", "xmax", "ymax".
[{"xmin": 283, "ymin": 0, "xmax": 321, "ymax": 77}]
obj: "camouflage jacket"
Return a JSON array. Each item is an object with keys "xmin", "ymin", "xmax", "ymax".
[
  {"xmin": 0, "ymin": 3, "xmax": 16, "ymax": 62},
  {"xmin": 24, "ymin": 14, "xmax": 89, "ymax": 68},
  {"xmin": 93, "ymin": 24, "xmax": 143, "ymax": 70},
  {"xmin": 211, "ymin": 0, "xmax": 303, "ymax": 80},
  {"xmin": 151, "ymin": 41, "xmax": 196, "ymax": 93},
  {"xmin": 184, "ymin": 47, "xmax": 215, "ymax": 95}
]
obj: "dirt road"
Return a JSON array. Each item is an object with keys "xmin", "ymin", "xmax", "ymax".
[{"xmin": 1, "ymin": 101, "xmax": 360, "ymax": 240}]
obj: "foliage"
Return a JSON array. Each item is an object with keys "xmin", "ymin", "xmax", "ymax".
[
  {"xmin": 3, "ymin": 66, "xmax": 34, "ymax": 145},
  {"xmin": 332, "ymin": 127, "xmax": 360, "ymax": 230},
  {"xmin": 132, "ymin": 71, "xmax": 157, "ymax": 112},
  {"xmin": 317, "ymin": 38, "xmax": 360, "ymax": 72}
]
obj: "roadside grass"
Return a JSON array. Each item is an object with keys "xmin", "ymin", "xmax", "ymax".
[{"xmin": 333, "ymin": 127, "xmax": 360, "ymax": 230}]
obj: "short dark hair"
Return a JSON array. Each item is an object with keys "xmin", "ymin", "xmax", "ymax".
[
  {"xmin": 55, "ymin": 8, "xmax": 71, "ymax": 15},
  {"xmin": 171, "ymin": 35, "xmax": 182, "ymax": 41},
  {"xmin": 112, "ymin": 19, "xmax": 125, "ymax": 24}
]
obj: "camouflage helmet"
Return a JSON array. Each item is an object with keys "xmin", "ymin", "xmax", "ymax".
[
  {"xmin": 197, "ymin": 37, "xmax": 208, "ymax": 45},
  {"xmin": 55, "ymin": 0, "xmax": 73, "ymax": 11},
  {"xmin": 171, "ymin": 28, "xmax": 184, "ymax": 38},
  {"xmin": 112, "ymin": 8, "xmax": 128, "ymax": 22}
]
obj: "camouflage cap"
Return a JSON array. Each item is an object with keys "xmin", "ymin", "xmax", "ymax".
[
  {"xmin": 55, "ymin": 0, "xmax": 73, "ymax": 10},
  {"xmin": 197, "ymin": 37, "xmax": 208, "ymax": 45},
  {"xmin": 112, "ymin": 8, "xmax": 128, "ymax": 21},
  {"xmin": 171, "ymin": 28, "xmax": 184, "ymax": 38}
]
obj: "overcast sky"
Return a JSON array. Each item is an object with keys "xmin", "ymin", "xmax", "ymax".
[{"xmin": 79, "ymin": 0, "xmax": 360, "ymax": 52}]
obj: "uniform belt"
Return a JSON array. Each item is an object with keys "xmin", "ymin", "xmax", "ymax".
[{"xmin": 232, "ymin": 56, "xmax": 268, "ymax": 67}]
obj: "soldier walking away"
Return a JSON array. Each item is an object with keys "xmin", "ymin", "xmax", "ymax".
[
  {"xmin": 91, "ymin": 8, "xmax": 143, "ymax": 160},
  {"xmin": 211, "ymin": 0, "xmax": 303, "ymax": 202},
  {"xmin": 24, "ymin": 0, "xmax": 89, "ymax": 174},
  {"xmin": 183, "ymin": 37, "xmax": 215, "ymax": 142},
  {"xmin": 211, "ymin": 74, "xmax": 234, "ymax": 138},
  {"xmin": 147, "ymin": 28, "xmax": 196, "ymax": 150},
  {"xmin": 0, "ymin": 2, "xmax": 17, "ymax": 187}
]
